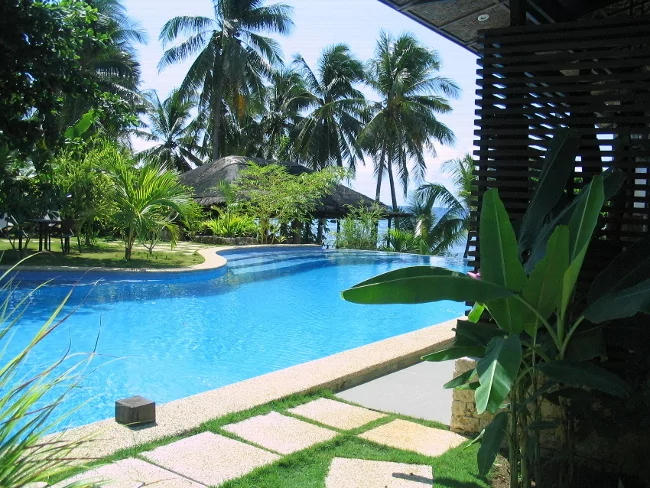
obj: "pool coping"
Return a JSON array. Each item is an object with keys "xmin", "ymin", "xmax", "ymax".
[
  {"xmin": 53, "ymin": 317, "xmax": 460, "ymax": 460},
  {"xmin": 0, "ymin": 244, "xmax": 323, "ymax": 275}
]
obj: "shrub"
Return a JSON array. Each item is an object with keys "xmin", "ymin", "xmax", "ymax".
[
  {"xmin": 335, "ymin": 204, "xmax": 384, "ymax": 250},
  {"xmin": 202, "ymin": 212, "xmax": 258, "ymax": 238}
]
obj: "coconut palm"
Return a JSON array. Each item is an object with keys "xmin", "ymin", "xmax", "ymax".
[
  {"xmin": 60, "ymin": 0, "xmax": 147, "ymax": 134},
  {"xmin": 292, "ymin": 44, "xmax": 367, "ymax": 172},
  {"xmin": 158, "ymin": 0, "xmax": 294, "ymax": 161},
  {"xmin": 361, "ymin": 31, "xmax": 459, "ymax": 210},
  {"xmin": 442, "ymin": 153, "xmax": 476, "ymax": 210},
  {"xmin": 399, "ymin": 182, "xmax": 468, "ymax": 255},
  {"xmin": 136, "ymin": 89, "xmax": 205, "ymax": 172}
]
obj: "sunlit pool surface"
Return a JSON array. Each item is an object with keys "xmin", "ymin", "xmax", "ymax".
[{"xmin": 6, "ymin": 248, "xmax": 467, "ymax": 429}]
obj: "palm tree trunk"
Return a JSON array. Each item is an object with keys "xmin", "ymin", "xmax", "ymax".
[
  {"xmin": 387, "ymin": 156, "xmax": 399, "ymax": 212},
  {"xmin": 211, "ymin": 63, "xmax": 224, "ymax": 162},
  {"xmin": 375, "ymin": 146, "xmax": 386, "ymax": 203}
]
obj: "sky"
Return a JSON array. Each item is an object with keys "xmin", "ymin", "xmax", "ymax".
[{"xmin": 122, "ymin": 0, "xmax": 478, "ymax": 206}]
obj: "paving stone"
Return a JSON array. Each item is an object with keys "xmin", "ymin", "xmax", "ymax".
[
  {"xmin": 223, "ymin": 411, "xmax": 337, "ymax": 454},
  {"xmin": 288, "ymin": 398, "xmax": 386, "ymax": 430},
  {"xmin": 325, "ymin": 457, "xmax": 433, "ymax": 487},
  {"xmin": 142, "ymin": 432, "xmax": 279, "ymax": 486},
  {"xmin": 53, "ymin": 458, "xmax": 203, "ymax": 487},
  {"xmin": 359, "ymin": 419, "xmax": 465, "ymax": 457}
]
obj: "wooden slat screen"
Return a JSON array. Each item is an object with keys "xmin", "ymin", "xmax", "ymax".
[{"xmin": 470, "ymin": 14, "xmax": 650, "ymax": 278}]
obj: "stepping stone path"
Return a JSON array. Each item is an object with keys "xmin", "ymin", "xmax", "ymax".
[
  {"xmin": 360, "ymin": 418, "xmax": 466, "ymax": 458},
  {"xmin": 52, "ymin": 458, "xmax": 203, "ymax": 487},
  {"xmin": 223, "ymin": 411, "xmax": 337, "ymax": 454},
  {"xmin": 325, "ymin": 458, "xmax": 433, "ymax": 487},
  {"xmin": 53, "ymin": 400, "xmax": 466, "ymax": 487},
  {"xmin": 142, "ymin": 432, "xmax": 279, "ymax": 486},
  {"xmin": 288, "ymin": 397, "xmax": 386, "ymax": 430}
]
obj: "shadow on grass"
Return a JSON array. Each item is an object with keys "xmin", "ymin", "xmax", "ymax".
[{"xmin": 434, "ymin": 477, "xmax": 486, "ymax": 488}]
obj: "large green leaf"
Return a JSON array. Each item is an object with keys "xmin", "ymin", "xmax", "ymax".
[
  {"xmin": 477, "ymin": 412, "xmax": 509, "ymax": 476},
  {"xmin": 422, "ymin": 346, "xmax": 486, "ymax": 362},
  {"xmin": 525, "ymin": 169, "xmax": 624, "ymax": 273},
  {"xmin": 536, "ymin": 361, "xmax": 629, "ymax": 397},
  {"xmin": 518, "ymin": 127, "xmax": 581, "ymax": 254},
  {"xmin": 341, "ymin": 266, "xmax": 514, "ymax": 304},
  {"xmin": 584, "ymin": 277, "xmax": 650, "ymax": 323},
  {"xmin": 475, "ymin": 336, "xmax": 522, "ymax": 414},
  {"xmin": 455, "ymin": 320, "xmax": 507, "ymax": 348},
  {"xmin": 444, "ymin": 368, "xmax": 475, "ymax": 389},
  {"xmin": 480, "ymin": 189, "xmax": 527, "ymax": 333},
  {"xmin": 563, "ymin": 326, "xmax": 605, "ymax": 362},
  {"xmin": 588, "ymin": 234, "xmax": 650, "ymax": 303},
  {"xmin": 560, "ymin": 176, "xmax": 604, "ymax": 315},
  {"xmin": 521, "ymin": 225, "xmax": 569, "ymax": 335}
]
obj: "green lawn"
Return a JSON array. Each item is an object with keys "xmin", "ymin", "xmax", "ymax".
[
  {"xmin": 0, "ymin": 239, "xmax": 204, "ymax": 269},
  {"xmin": 52, "ymin": 391, "xmax": 493, "ymax": 488}
]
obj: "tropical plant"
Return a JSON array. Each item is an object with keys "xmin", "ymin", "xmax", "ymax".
[
  {"xmin": 159, "ymin": 0, "xmax": 294, "ymax": 161},
  {"xmin": 231, "ymin": 163, "xmax": 343, "ymax": 244},
  {"xmin": 0, "ymin": 262, "xmax": 95, "ymax": 487},
  {"xmin": 293, "ymin": 44, "xmax": 367, "ymax": 171},
  {"xmin": 398, "ymin": 183, "xmax": 468, "ymax": 255},
  {"xmin": 137, "ymin": 89, "xmax": 204, "ymax": 172},
  {"xmin": 360, "ymin": 31, "xmax": 459, "ymax": 209},
  {"xmin": 443, "ymin": 153, "xmax": 476, "ymax": 210},
  {"xmin": 342, "ymin": 129, "xmax": 646, "ymax": 488},
  {"xmin": 203, "ymin": 212, "xmax": 258, "ymax": 238},
  {"xmin": 383, "ymin": 228, "xmax": 426, "ymax": 254},
  {"xmin": 104, "ymin": 156, "xmax": 201, "ymax": 259},
  {"xmin": 335, "ymin": 203, "xmax": 385, "ymax": 250}
]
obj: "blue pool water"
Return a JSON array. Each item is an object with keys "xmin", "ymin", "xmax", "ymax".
[{"xmin": 6, "ymin": 248, "xmax": 467, "ymax": 429}]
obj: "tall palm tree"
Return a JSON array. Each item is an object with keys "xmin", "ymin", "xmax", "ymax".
[
  {"xmin": 442, "ymin": 153, "xmax": 476, "ymax": 210},
  {"xmin": 61, "ymin": 0, "xmax": 147, "ymax": 134},
  {"xmin": 158, "ymin": 0, "xmax": 294, "ymax": 161},
  {"xmin": 292, "ymin": 44, "xmax": 367, "ymax": 172},
  {"xmin": 361, "ymin": 31, "xmax": 460, "ymax": 210},
  {"xmin": 399, "ymin": 183, "xmax": 468, "ymax": 255},
  {"xmin": 136, "ymin": 89, "xmax": 205, "ymax": 172},
  {"xmin": 258, "ymin": 67, "xmax": 309, "ymax": 160}
]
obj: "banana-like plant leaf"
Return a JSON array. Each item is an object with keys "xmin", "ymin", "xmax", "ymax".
[
  {"xmin": 563, "ymin": 326, "xmax": 605, "ymax": 362},
  {"xmin": 518, "ymin": 127, "xmax": 581, "ymax": 254},
  {"xmin": 64, "ymin": 109, "xmax": 98, "ymax": 139},
  {"xmin": 468, "ymin": 302, "xmax": 485, "ymax": 323},
  {"xmin": 477, "ymin": 411, "xmax": 509, "ymax": 476},
  {"xmin": 341, "ymin": 266, "xmax": 514, "ymax": 305},
  {"xmin": 444, "ymin": 368, "xmax": 475, "ymax": 389},
  {"xmin": 588, "ymin": 234, "xmax": 650, "ymax": 303},
  {"xmin": 560, "ymin": 176, "xmax": 604, "ymax": 315},
  {"xmin": 480, "ymin": 189, "xmax": 527, "ymax": 333},
  {"xmin": 536, "ymin": 361, "xmax": 630, "ymax": 397},
  {"xmin": 455, "ymin": 320, "xmax": 507, "ymax": 347},
  {"xmin": 422, "ymin": 346, "xmax": 486, "ymax": 362},
  {"xmin": 584, "ymin": 277, "xmax": 650, "ymax": 323},
  {"xmin": 525, "ymin": 169, "xmax": 624, "ymax": 273},
  {"xmin": 475, "ymin": 336, "xmax": 522, "ymax": 414},
  {"xmin": 521, "ymin": 225, "xmax": 569, "ymax": 335}
]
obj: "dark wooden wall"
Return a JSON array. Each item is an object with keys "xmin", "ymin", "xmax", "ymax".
[{"xmin": 469, "ymin": 14, "xmax": 650, "ymax": 277}]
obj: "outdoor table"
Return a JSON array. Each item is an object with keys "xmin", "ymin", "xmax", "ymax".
[{"xmin": 28, "ymin": 218, "xmax": 61, "ymax": 252}]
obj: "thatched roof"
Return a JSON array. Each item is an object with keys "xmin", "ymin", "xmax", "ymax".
[{"xmin": 178, "ymin": 156, "xmax": 404, "ymax": 218}]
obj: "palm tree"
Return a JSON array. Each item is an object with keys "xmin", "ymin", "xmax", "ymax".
[
  {"xmin": 158, "ymin": 0, "xmax": 294, "ymax": 162},
  {"xmin": 136, "ymin": 89, "xmax": 205, "ymax": 172},
  {"xmin": 60, "ymin": 0, "xmax": 147, "ymax": 135},
  {"xmin": 292, "ymin": 44, "xmax": 367, "ymax": 172},
  {"xmin": 106, "ymin": 160, "xmax": 199, "ymax": 260},
  {"xmin": 442, "ymin": 153, "xmax": 475, "ymax": 210},
  {"xmin": 258, "ymin": 67, "xmax": 309, "ymax": 160},
  {"xmin": 361, "ymin": 31, "xmax": 460, "ymax": 210},
  {"xmin": 399, "ymin": 183, "xmax": 468, "ymax": 255}
]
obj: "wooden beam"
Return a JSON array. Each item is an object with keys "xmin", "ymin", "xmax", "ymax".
[{"xmin": 510, "ymin": 0, "xmax": 526, "ymax": 25}]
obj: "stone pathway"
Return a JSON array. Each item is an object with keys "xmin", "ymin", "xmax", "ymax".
[{"xmin": 55, "ymin": 399, "xmax": 466, "ymax": 487}]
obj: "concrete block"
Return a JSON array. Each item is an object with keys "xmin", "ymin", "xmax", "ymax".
[{"xmin": 115, "ymin": 396, "xmax": 155, "ymax": 425}]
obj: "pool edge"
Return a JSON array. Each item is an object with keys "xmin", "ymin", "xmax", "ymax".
[{"xmin": 51, "ymin": 316, "xmax": 461, "ymax": 460}]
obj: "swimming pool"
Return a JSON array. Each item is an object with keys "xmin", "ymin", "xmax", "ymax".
[{"xmin": 7, "ymin": 248, "xmax": 467, "ymax": 429}]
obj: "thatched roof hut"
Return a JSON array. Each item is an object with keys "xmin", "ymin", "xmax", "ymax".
[{"xmin": 179, "ymin": 156, "xmax": 404, "ymax": 218}]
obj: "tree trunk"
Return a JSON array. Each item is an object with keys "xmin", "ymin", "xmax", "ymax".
[
  {"xmin": 211, "ymin": 61, "xmax": 224, "ymax": 162},
  {"xmin": 375, "ymin": 146, "xmax": 386, "ymax": 203},
  {"xmin": 386, "ymin": 157, "xmax": 399, "ymax": 212},
  {"xmin": 317, "ymin": 218, "xmax": 324, "ymax": 243}
]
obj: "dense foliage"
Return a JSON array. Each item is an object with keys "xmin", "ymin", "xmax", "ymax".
[{"xmin": 335, "ymin": 203, "xmax": 385, "ymax": 250}]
